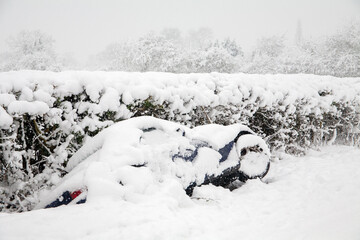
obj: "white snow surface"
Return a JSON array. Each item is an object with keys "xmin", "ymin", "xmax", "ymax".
[
  {"xmin": 7, "ymin": 100, "xmax": 49, "ymax": 115},
  {"xmin": 1, "ymin": 145, "xmax": 359, "ymax": 240}
]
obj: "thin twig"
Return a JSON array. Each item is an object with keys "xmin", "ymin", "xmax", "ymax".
[{"xmin": 200, "ymin": 106, "xmax": 212, "ymax": 124}]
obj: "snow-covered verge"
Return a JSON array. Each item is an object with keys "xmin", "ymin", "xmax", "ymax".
[
  {"xmin": 0, "ymin": 145, "xmax": 359, "ymax": 240},
  {"xmin": 0, "ymin": 71, "xmax": 360, "ymax": 212}
]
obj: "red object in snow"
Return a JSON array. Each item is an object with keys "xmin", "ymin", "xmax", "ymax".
[{"xmin": 70, "ymin": 190, "xmax": 82, "ymax": 199}]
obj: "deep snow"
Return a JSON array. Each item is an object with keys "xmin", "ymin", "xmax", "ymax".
[{"xmin": 0, "ymin": 145, "xmax": 359, "ymax": 240}]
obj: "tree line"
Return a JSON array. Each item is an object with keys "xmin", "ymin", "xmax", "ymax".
[{"xmin": 0, "ymin": 22, "xmax": 359, "ymax": 77}]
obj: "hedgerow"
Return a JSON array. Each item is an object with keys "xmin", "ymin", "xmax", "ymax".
[{"xmin": 0, "ymin": 71, "xmax": 359, "ymax": 212}]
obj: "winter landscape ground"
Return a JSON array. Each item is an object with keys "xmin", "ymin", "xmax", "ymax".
[
  {"xmin": 1, "ymin": 145, "xmax": 359, "ymax": 240},
  {"xmin": 1, "ymin": 1, "xmax": 359, "ymax": 239}
]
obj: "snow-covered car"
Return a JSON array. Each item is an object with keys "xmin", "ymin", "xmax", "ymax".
[{"xmin": 37, "ymin": 116, "xmax": 270, "ymax": 209}]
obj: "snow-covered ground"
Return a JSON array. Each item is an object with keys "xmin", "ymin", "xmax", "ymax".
[{"xmin": 0, "ymin": 145, "xmax": 359, "ymax": 240}]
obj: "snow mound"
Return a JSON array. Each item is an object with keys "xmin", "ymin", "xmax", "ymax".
[{"xmin": 36, "ymin": 116, "xmax": 270, "ymax": 209}]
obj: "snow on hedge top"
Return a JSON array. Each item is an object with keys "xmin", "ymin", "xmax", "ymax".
[
  {"xmin": 0, "ymin": 71, "xmax": 359, "ymax": 120},
  {"xmin": 7, "ymin": 101, "xmax": 49, "ymax": 115}
]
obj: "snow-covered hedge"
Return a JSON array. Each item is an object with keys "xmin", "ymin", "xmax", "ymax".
[{"xmin": 1, "ymin": 71, "xmax": 360, "ymax": 212}]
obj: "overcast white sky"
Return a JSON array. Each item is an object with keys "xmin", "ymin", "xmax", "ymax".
[{"xmin": 0, "ymin": 0, "xmax": 359, "ymax": 62}]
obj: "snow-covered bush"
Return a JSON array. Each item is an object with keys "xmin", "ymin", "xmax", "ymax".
[{"xmin": 0, "ymin": 71, "xmax": 359, "ymax": 212}]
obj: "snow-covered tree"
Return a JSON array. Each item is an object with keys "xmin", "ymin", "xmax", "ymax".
[
  {"xmin": 253, "ymin": 35, "xmax": 285, "ymax": 59},
  {"xmin": 0, "ymin": 30, "xmax": 61, "ymax": 71},
  {"xmin": 193, "ymin": 41, "xmax": 239, "ymax": 73},
  {"xmin": 221, "ymin": 38, "xmax": 243, "ymax": 57},
  {"xmin": 244, "ymin": 36, "xmax": 285, "ymax": 73},
  {"xmin": 131, "ymin": 33, "xmax": 182, "ymax": 72},
  {"xmin": 320, "ymin": 21, "xmax": 360, "ymax": 77},
  {"xmin": 96, "ymin": 33, "xmax": 183, "ymax": 72},
  {"xmin": 243, "ymin": 21, "xmax": 360, "ymax": 77}
]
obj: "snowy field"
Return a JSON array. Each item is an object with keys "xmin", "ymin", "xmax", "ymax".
[{"xmin": 1, "ymin": 145, "xmax": 359, "ymax": 240}]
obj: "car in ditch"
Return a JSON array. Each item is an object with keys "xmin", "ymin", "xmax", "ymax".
[{"xmin": 37, "ymin": 116, "xmax": 271, "ymax": 209}]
